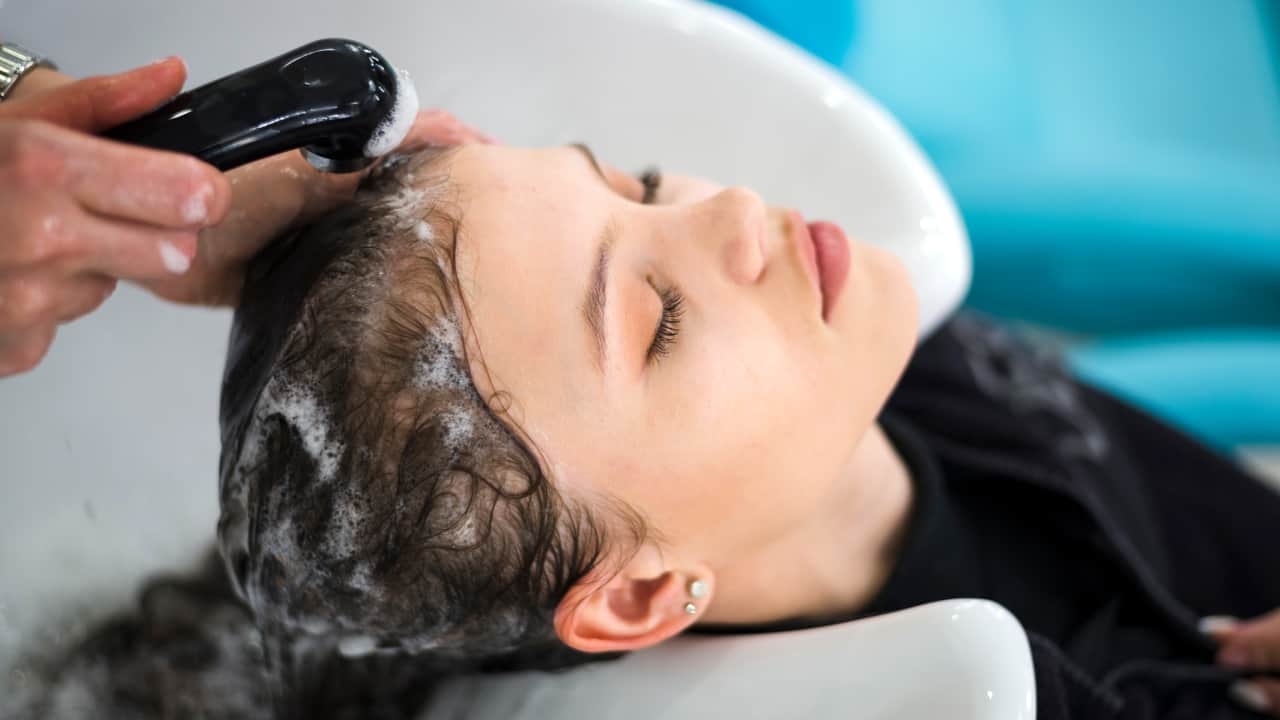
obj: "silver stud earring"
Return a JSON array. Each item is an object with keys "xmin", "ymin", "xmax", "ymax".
[
  {"xmin": 688, "ymin": 579, "xmax": 708, "ymax": 599},
  {"xmin": 684, "ymin": 602, "xmax": 697, "ymax": 615}
]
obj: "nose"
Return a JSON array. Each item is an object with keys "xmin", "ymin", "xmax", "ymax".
[{"xmin": 691, "ymin": 186, "xmax": 767, "ymax": 285}]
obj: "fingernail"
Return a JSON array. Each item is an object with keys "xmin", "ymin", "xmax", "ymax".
[
  {"xmin": 1229, "ymin": 681, "xmax": 1272, "ymax": 712},
  {"xmin": 1219, "ymin": 645, "xmax": 1251, "ymax": 667},
  {"xmin": 182, "ymin": 183, "xmax": 211, "ymax": 225},
  {"xmin": 148, "ymin": 55, "xmax": 185, "ymax": 71},
  {"xmin": 158, "ymin": 240, "xmax": 192, "ymax": 275},
  {"xmin": 1199, "ymin": 615, "xmax": 1240, "ymax": 635}
]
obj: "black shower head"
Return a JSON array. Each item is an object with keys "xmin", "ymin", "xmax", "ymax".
[{"xmin": 104, "ymin": 38, "xmax": 419, "ymax": 173}]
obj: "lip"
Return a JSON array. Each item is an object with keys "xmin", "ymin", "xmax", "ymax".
[
  {"xmin": 787, "ymin": 210, "xmax": 850, "ymax": 323},
  {"xmin": 809, "ymin": 219, "xmax": 851, "ymax": 322},
  {"xmin": 788, "ymin": 209, "xmax": 822, "ymax": 309}
]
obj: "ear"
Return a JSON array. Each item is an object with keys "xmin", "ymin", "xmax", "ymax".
[{"xmin": 554, "ymin": 548, "xmax": 714, "ymax": 654}]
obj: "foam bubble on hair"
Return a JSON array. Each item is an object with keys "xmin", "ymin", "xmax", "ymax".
[
  {"xmin": 298, "ymin": 615, "xmax": 331, "ymax": 636},
  {"xmin": 363, "ymin": 67, "xmax": 420, "ymax": 159},
  {"xmin": 0, "ymin": 580, "xmax": 275, "ymax": 720},
  {"xmin": 349, "ymin": 562, "xmax": 378, "ymax": 595},
  {"xmin": 380, "ymin": 184, "xmax": 427, "ymax": 220},
  {"xmin": 317, "ymin": 489, "xmax": 384, "ymax": 610},
  {"xmin": 367, "ymin": 160, "xmax": 445, "ymax": 251},
  {"xmin": 322, "ymin": 495, "xmax": 361, "ymax": 559},
  {"xmin": 430, "ymin": 488, "xmax": 480, "ymax": 548},
  {"xmin": 414, "ymin": 220, "xmax": 433, "ymax": 243},
  {"xmin": 337, "ymin": 634, "xmax": 378, "ymax": 659},
  {"xmin": 413, "ymin": 321, "xmax": 468, "ymax": 392},
  {"xmin": 257, "ymin": 377, "xmax": 344, "ymax": 485},
  {"xmin": 450, "ymin": 516, "xmax": 479, "ymax": 546},
  {"xmin": 219, "ymin": 373, "xmax": 348, "ymax": 613},
  {"xmin": 439, "ymin": 408, "xmax": 475, "ymax": 452}
]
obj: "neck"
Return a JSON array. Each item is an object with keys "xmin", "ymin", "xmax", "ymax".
[{"xmin": 703, "ymin": 422, "xmax": 914, "ymax": 626}]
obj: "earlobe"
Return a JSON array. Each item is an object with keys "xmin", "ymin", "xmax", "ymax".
[{"xmin": 554, "ymin": 568, "xmax": 713, "ymax": 654}]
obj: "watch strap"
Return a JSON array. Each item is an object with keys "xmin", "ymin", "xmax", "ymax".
[{"xmin": 0, "ymin": 42, "xmax": 58, "ymax": 101}]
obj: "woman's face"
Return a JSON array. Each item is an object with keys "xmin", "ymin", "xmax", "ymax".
[{"xmin": 448, "ymin": 144, "xmax": 918, "ymax": 566}]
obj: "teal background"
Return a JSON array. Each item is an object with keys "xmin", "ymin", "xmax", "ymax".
[{"xmin": 710, "ymin": 0, "xmax": 1280, "ymax": 449}]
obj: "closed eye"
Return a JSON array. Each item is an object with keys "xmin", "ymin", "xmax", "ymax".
[
  {"xmin": 634, "ymin": 169, "xmax": 680, "ymax": 366},
  {"xmin": 646, "ymin": 281, "xmax": 684, "ymax": 365}
]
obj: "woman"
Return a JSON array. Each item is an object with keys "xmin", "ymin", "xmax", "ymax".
[
  {"xmin": 214, "ymin": 142, "xmax": 1280, "ymax": 720},
  {"xmin": 11, "ymin": 143, "xmax": 1280, "ymax": 720}
]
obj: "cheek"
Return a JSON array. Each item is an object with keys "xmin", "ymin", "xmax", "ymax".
[{"xmin": 634, "ymin": 320, "xmax": 849, "ymax": 542}]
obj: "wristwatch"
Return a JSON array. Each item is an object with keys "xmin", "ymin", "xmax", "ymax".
[{"xmin": 0, "ymin": 42, "xmax": 58, "ymax": 101}]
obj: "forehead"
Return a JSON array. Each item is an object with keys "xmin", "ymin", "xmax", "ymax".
[{"xmin": 448, "ymin": 145, "xmax": 599, "ymax": 428}]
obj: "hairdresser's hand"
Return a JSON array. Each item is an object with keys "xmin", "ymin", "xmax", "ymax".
[
  {"xmin": 142, "ymin": 108, "xmax": 495, "ymax": 307},
  {"xmin": 1203, "ymin": 609, "xmax": 1280, "ymax": 715},
  {"xmin": 0, "ymin": 59, "xmax": 231, "ymax": 377}
]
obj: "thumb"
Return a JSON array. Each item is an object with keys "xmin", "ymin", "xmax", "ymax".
[{"xmin": 3, "ymin": 57, "xmax": 187, "ymax": 132}]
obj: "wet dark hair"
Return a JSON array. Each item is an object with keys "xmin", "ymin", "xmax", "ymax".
[
  {"xmin": 216, "ymin": 147, "xmax": 643, "ymax": 706},
  {"xmin": 3, "ymin": 551, "xmax": 452, "ymax": 720}
]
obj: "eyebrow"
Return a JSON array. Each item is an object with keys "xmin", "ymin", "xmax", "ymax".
[
  {"xmin": 569, "ymin": 143, "xmax": 610, "ymax": 187},
  {"xmin": 582, "ymin": 220, "xmax": 617, "ymax": 374},
  {"xmin": 569, "ymin": 144, "xmax": 617, "ymax": 374}
]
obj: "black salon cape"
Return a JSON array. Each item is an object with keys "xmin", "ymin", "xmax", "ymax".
[{"xmin": 702, "ymin": 312, "xmax": 1280, "ymax": 720}]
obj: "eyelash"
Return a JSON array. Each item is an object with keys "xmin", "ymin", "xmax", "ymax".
[
  {"xmin": 638, "ymin": 168, "xmax": 662, "ymax": 205},
  {"xmin": 632, "ymin": 168, "xmax": 683, "ymax": 366},
  {"xmin": 647, "ymin": 282, "xmax": 685, "ymax": 365}
]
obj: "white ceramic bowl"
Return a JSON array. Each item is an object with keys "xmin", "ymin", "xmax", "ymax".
[{"xmin": 430, "ymin": 598, "xmax": 1034, "ymax": 720}]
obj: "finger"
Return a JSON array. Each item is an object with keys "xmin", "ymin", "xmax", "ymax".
[
  {"xmin": 0, "ymin": 57, "xmax": 187, "ymax": 132},
  {"xmin": 0, "ymin": 274, "xmax": 53, "ymax": 331},
  {"xmin": 1237, "ymin": 608, "xmax": 1280, "ymax": 636},
  {"xmin": 1199, "ymin": 615, "xmax": 1241, "ymax": 641},
  {"xmin": 233, "ymin": 149, "xmax": 341, "ymax": 228},
  {"xmin": 142, "ymin": 262, "xmax": 243, "ymax": 308},
  {"xmin": 21, "ymin": 119, "xmax": 228, "ymax": 228},
  {"xmin": 5, "ymin": 67, "xmax": 74, "ymax": 101},
  {"xmin": 0, "ymin": 121, "xmax": 229, "ymax": 243},
  {"xmin": 0, "ymin": 323, "xmax": 55, "ymax": 378},
  {"xmin": 1261, "ymin": 680, "xmax": 1280, "ymax": 717},
  {"xmin": 1229, "ymin": 679, "xmax": 1279, "ymax": 716},
  {"xmin": 397, "ymin": 109, "xmax": 496, "ymax": 152},
  {"xmin": 50, "ymin": 125, "xmax": 231, "ymax": 228},
  {"xmin": 1219, "ymin": 639, "xmax": 1280, "ymax": 671},
  {"xmin": 1217, "ymin": 609, "xmax": 1280, "ymax": 670},
  {"xmin": 71, "ymin": 210, "xmax": 200, "ymax": 280},
  {"xmin": 55, "ymin": 275, "xmax": 117, "ymax": 323},
  {"xmin": 0, "ymin": 195, "xmax": 201, "ymax": 280},
  {"xmin": 0, "ymin": 271, "xmax": 115, "ymax": 329}
]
